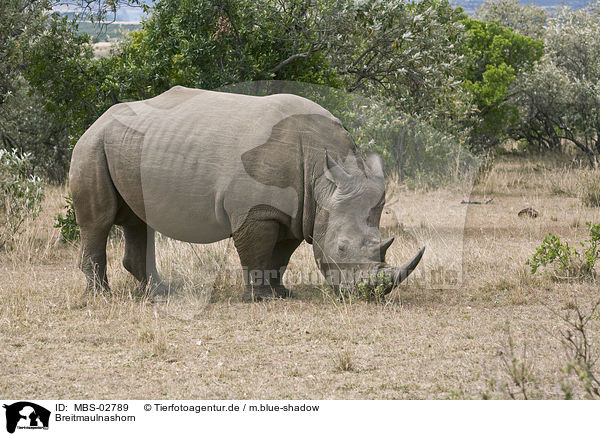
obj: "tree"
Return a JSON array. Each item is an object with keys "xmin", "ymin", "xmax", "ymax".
[
  {"xmin": 461, "ymin": 18, "xmax": 543, "ymax": 151},
  {"xmin": 98, "ymin": 0, "xmax": 343, "ymax": 101},
  {"xmin": 4, "ymin": 0, "xmax": 500, "ymax": 181},
  {"xmin": 475, "ymin": 0, "xmax": 548, "ymax": 40},
  {"xmin": 0, "ymin": 0, "xmax": 94, "ymax": 181},
  {"xmin": 23, "ymin": 15, "xmax": 97, "ymax": 135},
  {"xmin": 92, "ymin": 0, "xmax": 471, "ymax": 140},
  {"xmin": 330, "ymin": 0, "xmax": 470, "ymax": 137},
  {"xmin": 0, "ymin": 0, "xmax": 51, "ymax": 104},
  {"xmin": 510, "ymin": 5, "xmax": 600, "ymax": 163}
]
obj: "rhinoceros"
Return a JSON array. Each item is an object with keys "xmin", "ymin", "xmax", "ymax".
[{"xmin": 69, "ymin": 86, "xmax": 424, "ymax": 301}]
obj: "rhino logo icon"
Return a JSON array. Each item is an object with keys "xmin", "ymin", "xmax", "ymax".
[{"xmin": 2, "ymin": 402, "xmax": 50, "ymax": 433}]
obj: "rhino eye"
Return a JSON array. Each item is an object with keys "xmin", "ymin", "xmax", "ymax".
[
  {"xmin": 367, "ymin": 205, "xmax": 383, "ymax": 227},
  {"xmin": 338, "ymin": 242, "xmax": 348, "ymax": 253}
]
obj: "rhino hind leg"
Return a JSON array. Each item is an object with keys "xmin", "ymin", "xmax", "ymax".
[
  {"xmin": 79, "ymin": 225, "xmax": 112, "ymax": 294},
  {"xmin": 71, "ymin": 139, "xmax": 119, "ymax": 294},
  {"xmin": 116, "ymin": 205, "xmax": 170, "ymax": 300}
]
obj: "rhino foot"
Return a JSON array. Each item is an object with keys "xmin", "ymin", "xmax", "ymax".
[
  {"xmin": 147, "ymin": 281, "xmax": 172, "ymax": 303},
  {"xmin": 242, "ymin": 285, "xmax": 293, "ymax": 302},
  {"xmin": 274, "ymin": 285, "xmax": 294, "ymax": 299},
  {"xmin": 84, "ymin": 280, "xmax": 110, "ymax": 296}
]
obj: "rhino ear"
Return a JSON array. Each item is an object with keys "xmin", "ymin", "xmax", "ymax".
[
  {"xmin": 365, "ymin": 151, "xmax": 385, "ymax": 179},
  {"xmin": 324, "ymin": 151, "xmax": 351, "ymax": 186}
]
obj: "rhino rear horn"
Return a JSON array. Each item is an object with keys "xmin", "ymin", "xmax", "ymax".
[
  {"xmin": 392, "ymin": 246, "xmax": 425, "ymax": 286},
  {"xmin": 324, "ymin": 151, "xmax": 352, "ymax": 186},
  {"xmin": 365, "ymin": 151, "xmax": 385, "ymax": 179},
  {"xmin": 379, "ymin": 237, "xmax": 395, "ymax": 259}
]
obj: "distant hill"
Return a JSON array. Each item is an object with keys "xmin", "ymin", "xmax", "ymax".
[
  {"xmin": 76, "ymin": 22, "xmax": 141, "ymax": 43},
  {"xmin": 54, "ymin": 4, "xmax": 147, "ymax": 22},
  {"xmin": 59, "ymin": 0, "xmax": 592, "ymax": 31},
  {"xmin": 451, "ymin": 0, "xmax": 591, "ymax": 15}
]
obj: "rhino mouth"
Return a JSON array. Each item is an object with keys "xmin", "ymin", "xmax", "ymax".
[{"xmin": 322, "ymin": 246, "xmax": 426, "ymax": 295}]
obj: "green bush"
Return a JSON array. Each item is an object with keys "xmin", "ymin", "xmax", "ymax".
[
  {"xmin": 527, "ymin": 222, "xmax": 600, "ymax": 279},
  {"xmin": 354, "ymin": 271, "xmax": 393, "ymax": 302},
  {"xmin": 0, "ymin": 149, "xmax": 44, "ymax": 249},
  {"xmin": 0, "ymin": 86, "xmax": 73, "ymax": 183},
  {"xmin": 55, "ymin": 193, "xmax": 79, "ymax": 243}
]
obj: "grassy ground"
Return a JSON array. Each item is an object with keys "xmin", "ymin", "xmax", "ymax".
[{"xmin": 2, "ymin": 155, "xmax": 600, "ymax": 399}]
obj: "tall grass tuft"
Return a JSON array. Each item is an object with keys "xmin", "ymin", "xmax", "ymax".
[{"xmin": 578, "ymin": 171, "xmax": 600, "ymax": 207}]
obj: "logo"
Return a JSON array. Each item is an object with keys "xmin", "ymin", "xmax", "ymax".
[{"xmin": 2, "ymin": 402, "xmax": 50, "ymax": 434}]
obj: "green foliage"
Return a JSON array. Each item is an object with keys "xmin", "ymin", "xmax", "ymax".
[
  {"xmin": 352, "ymin": 111, "xmax": 480, "ymax": 188},
  {"xmin": 527, "ymin": 234, "xmax": 577, "ymax": 274},
  {"xmin": 355, "ymin": 271, "xmax": 393, "ymax": 302},
  {"xmin": 334, "ymin": 0, "xmax": 469, "ymax": 134},
  {"xmin": 0, "ymin": 149, "xmax": 44, "ymax": 249},
  {"xmin": 510, "ymin": 5, "xmax": 600, "ymax": 161},
  {"xmin": 475, "ymin": 0, "xmax": 548, "ymax": 40},
  {"xmin": 461, "ymin": 18, "xmax": 543, "ymax": 151},
  {"xmin": 11, "ymin": 0, "xmax": 600, "ymax": 179},
  {"xmin": 0, "ymin": 0, "xmax": 50, "ymax": 103},
  {"xmin": 3, "ymin": 0, "xmax": 476, "ymax": 186},
  {"xmin": 0, "ymin": 84, "xmax": 72, "ymax": 182},
  {"xmin": 0, "ymin": 1, "xmax": 95, "ymax": 182},
  {"xmin": 100, "ymin": 0, "xmax": 343, "ymax": 99},
  {"xmin": 55, "ymin": 193, "xmax": 80, "ymax": 243},
  {"xmin": 584, "ymin": 224, "xmax": 600, "ymax": 267},
  {"xmin": 23, "ymin": 15, "xmax": 96, "ymax": 137},
  {"xmin": 527, "ymin": 222, "xmax": 600, "ymax": 279},
  {"xmin": 91, "ymin": 0, "xmax": 471, "ymax": 143}
]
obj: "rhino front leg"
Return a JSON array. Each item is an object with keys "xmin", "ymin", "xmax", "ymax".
[
  {"xmin": 269, "ymin": 239, "xmax": 301, "ymax": 298},
  {"xmin": 122, "ymin": 220, "xmax": 170, "ymax": 299},
  {"xmin": 232, "ymin": 219, "xmax": 283, "ymax": 302}
]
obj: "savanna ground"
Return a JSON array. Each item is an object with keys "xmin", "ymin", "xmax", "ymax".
[{"xmin": 2, "ymin": 154, "xmax": 600, "ymax": 399}]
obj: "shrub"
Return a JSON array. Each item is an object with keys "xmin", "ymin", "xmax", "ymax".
[
  {"xmin": 491, "ymin": 301, "xmax": 600, "ymax": 399},
  {"xmin": 0, "ymin": 149, "xmax": 44, "ymax": 249},
  {"xmin": 558, "ymin": 299, "xmax": 600, "ymax": 399},
  {"xmin": 55, "ymin": 193, "xmax": 79, "ymax": 243},
  {"xmin": 0, "ymin": 86, "xmax": 72, "ymax": 183},
  {"xmin": 527, "ymin": 222, "xmax": 600, "ymax": 279},
  {"xmin": 354, "ymin": 270, "xmax": 393, "ymax": 302}
]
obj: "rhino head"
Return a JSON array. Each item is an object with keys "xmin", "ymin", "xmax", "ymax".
[{"xmin": 312, "ymin": 150, "xmax": 424, "ymax": 296}]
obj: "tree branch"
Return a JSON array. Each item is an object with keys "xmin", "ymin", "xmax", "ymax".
[{"xmin": 268, "ymin": 48, "xmax": 313, "ymax": 74}]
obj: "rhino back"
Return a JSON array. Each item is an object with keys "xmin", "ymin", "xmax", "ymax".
[{"xmin": 100, "ymin": 87, "xmax": 339, "ymax": 243}]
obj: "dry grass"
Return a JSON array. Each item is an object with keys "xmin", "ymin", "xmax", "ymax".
[{"xmin": 2, "ymin": 155, "xmax": 600, "ymax": 399}]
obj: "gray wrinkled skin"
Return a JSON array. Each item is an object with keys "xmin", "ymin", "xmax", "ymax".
[{"xmin": 69, "ymin": 86, "xmax": 424, "ymax": 301}]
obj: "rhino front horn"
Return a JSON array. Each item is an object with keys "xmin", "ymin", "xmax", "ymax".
[{"xmin": 392, "ymin": 246, "xmax": 426, "ymax": 286}]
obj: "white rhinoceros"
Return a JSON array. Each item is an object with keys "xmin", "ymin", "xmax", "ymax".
[{"xmin": 69, "ymin": 86, "xmax": 424, "ymax": 300}]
